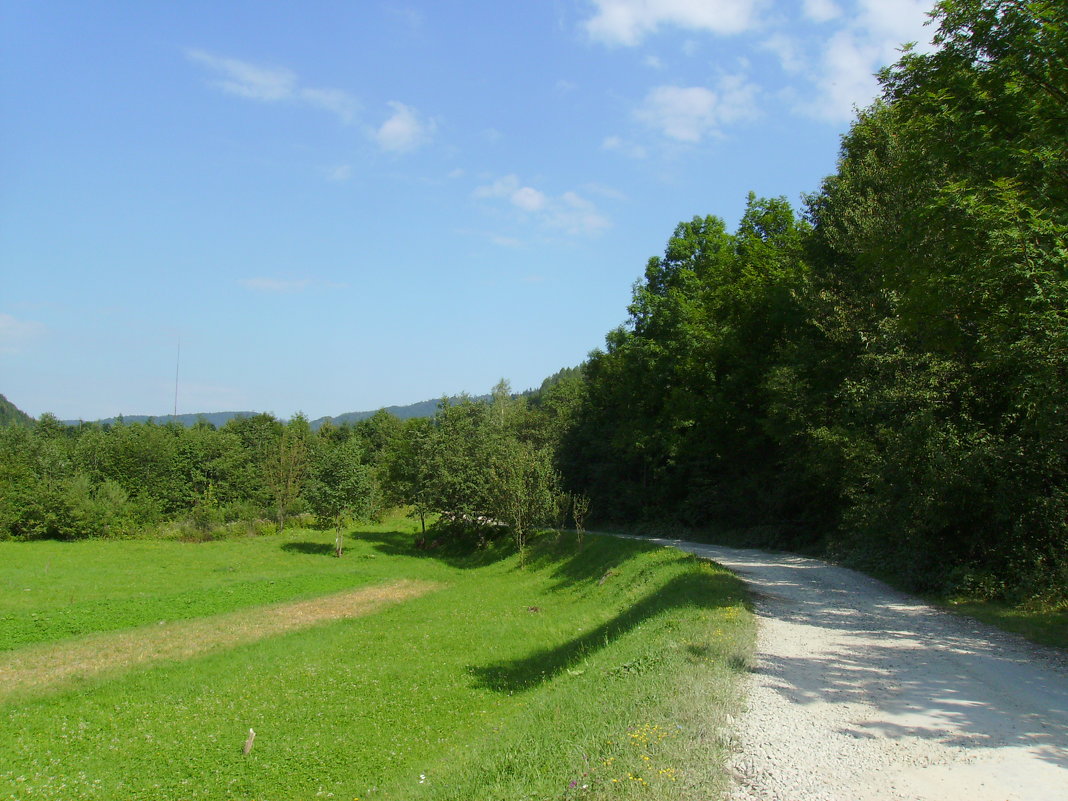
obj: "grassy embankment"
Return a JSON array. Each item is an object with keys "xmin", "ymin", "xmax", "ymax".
[
  {"xmin": 935, "ymin": 598, "xmax": 1068, "ymax": 649},
  {"xmin": 0, "ymin": 515, "xmax": 753, "ymax": 800}
]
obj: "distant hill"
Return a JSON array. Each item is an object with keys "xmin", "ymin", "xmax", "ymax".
[
  {"xmin": 310, "ymin": 395, "xmax": 490, "ymax": 429},
  {"xmin": 50, "ymin": 368, "xmax": 580, "ymax": 430},
  {"xmin": 63, "ymin": 411, "xmax": 262, "ymax": 428},
  {"xmin": 60, "ymin": 397, "xmax": 476, "ymax": 430},
  {"xmin": 0, "ymin": 394, "xmax": 34, "ymax": 427}
]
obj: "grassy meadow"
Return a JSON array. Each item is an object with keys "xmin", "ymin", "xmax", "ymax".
[{"xmin": 0, "ymin": 516, "xmax": 754, "ymax": 800}]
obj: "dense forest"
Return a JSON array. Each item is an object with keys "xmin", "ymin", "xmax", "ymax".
[{"xmin": 2, "ymin": 1, "xmax": 1064, "ymax": 602}]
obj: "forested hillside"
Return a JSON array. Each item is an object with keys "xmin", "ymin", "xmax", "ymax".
[
  {"xmin": 1, "ymin": 0, "xmax": 1063, "ymax": 603},
  {"xmin": 0, "ymin": 394, "xmax": 33, "ymax": 427}
]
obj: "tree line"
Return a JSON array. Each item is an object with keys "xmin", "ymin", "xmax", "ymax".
[
  {"xmin": 0, "ymin": 380, "xmax": 588, "ymax": 559},
  {"xmin": 2, "ymin": 1, "xmax": 1063, "ymax": 600},
  {"xmin": 562, "ymin": 0, "xmax": 1066, "ymax": 601}
]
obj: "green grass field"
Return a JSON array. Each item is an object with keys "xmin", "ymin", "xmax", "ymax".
[{"xmin": 0, "ymin": 517, "xmax": 754, "ymax": 800}]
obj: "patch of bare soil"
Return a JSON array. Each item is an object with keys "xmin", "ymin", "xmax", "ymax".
[{"xmin": 0, "ymin": 579, "xmax": 441, "ymax": 700}]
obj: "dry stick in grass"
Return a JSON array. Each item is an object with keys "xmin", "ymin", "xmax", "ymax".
[
  {"xmin": 244, "ymin": 728, "xmax": 256, "ymax": 755},
  {"xmin": 572, "ymin": 493, "xmax": 590, "ymax": 548}
]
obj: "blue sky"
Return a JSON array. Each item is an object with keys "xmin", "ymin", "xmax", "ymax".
[{"xmin": 1, "ymin": 0, "xmax": 937, "ymax": 420}]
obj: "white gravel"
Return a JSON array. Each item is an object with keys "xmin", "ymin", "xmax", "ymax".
[{"xmin": 649, "ymin": 538, "xmax": 1068, "ymax": 801}]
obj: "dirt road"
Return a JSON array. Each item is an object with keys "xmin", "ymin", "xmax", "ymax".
[{"xmin": 649, "ymin": 538, "xmax": 1068, "ymax": 800}]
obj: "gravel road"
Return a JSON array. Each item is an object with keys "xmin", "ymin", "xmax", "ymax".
[{"xmin": 648, "ymin": 538, "xmax": 1068, "ymax": 800}]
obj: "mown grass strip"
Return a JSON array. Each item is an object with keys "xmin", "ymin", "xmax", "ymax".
[
  {"xmin": 0, "ymin": 578, "xmax": 441, "ymax": 700},
  {"xmin": 0, "ymin": 535, "xmax": 397, "ymax": 650}
]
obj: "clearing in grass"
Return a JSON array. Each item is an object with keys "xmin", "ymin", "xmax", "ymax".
[{"xmin": 0, "ymin": 515, "xmax": 754, "ymax": 800}]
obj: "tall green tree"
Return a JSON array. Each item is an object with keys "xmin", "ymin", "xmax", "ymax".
[
  {"xmin": 264, "ymin": 414, "xmax": 312, "ymax": 532},
  {"xmin": 306, "ymin": 438, "xmax": 374, "ymax": 557}
]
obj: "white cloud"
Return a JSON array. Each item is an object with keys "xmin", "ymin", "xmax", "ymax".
[
  {"xmin": 803, "ymin": 0, "xmax": 842, "ymax": 23},
  {"xmin": 643, "ymin": 54, "xmax": 664, "ymax": 69},
  {"xmin": 187, "ymin": 50, "xmax": 295, "ymax": 100},
  {"xmin": 761, "ymin": 33, "xmax": 806, "ymax": 73},
  {"xmin": 474, "ymin": 175, "xmax": 548, "ymax": 212},
  {"xmin": 583, "ymin": 0, "xmax": 765, "ymax": 45},
  {"xmin": 187, "ymin": 50, "xmax": 357, "ymax": 122},
  {"xmin": 472, "ymin": 175, "xmax": 546, "ymax": 213},
  {"xmin": 473, "ymin": 176, "xmax": 610, "ymax": 235},
  {"xmin": 857, "ymin": 0, "xmax": 935, "ymax": 46},
  {"xmin": 0, "ymin": 312, "xmax": 44, "ymax": 354},
  {"xmin": 549, "ymin": 192, "xmax": 611, "ymax": 234},
  {"xmin": 800, "ymin": 0, "xmax": 934, "ymax": 122},
  {"xmin": 805, "ymin": 30, "xmax": 880, "ymax": 120},
  {"xmin": 511, "ymin": 186, "xmax": 548, "ymax": 212},
  {"xmin": 473, "ymin": 174, "xmax": 521, "ymax": 200},
  {"xmin": 635, "ymin": 76, "xmax": 759, "ymax": 142},
  {"xmin": 375, "ymin": 101, "xmax": 435, "ymax": 152}
]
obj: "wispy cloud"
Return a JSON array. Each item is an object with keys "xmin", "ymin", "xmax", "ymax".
[
  {"xmin": 490, "ymin": 234, "xmax": 523, "ymax": 248},
  {"xmin": 473, "ymin": 174, "xmax": 525, "ymax": 203},
  {"xmin": 583, "ymin": 182, "xmax": 629, "ymax": 202},
  {"xmin": 375, "ymin": 101, "xmax": 435, "ymax": 152},
  {"xmin": 579, "ymin": 1, "xmax": 934, "ymax": 127},
  {"xmin": 385, "ymin": 4, "xmax": 425, "ymax": 29},
  {"xmin": 583, "ymin": 0, "xmax": 765, "ymax": 45},
  {"xmin": 0, "ymin": 312, "xmax": 44, "ymax": 354},
  {"xmin": 803, "ymin": 0, "xmax": 843, "ymax": 23},
  {"xmin": 635, "ymin": 76, "xmax": 760, "ymax": 143},
  {"xmin": 326, "ymin": 164, "xmax": 352, "ymax": 183},
  {"xmin": 187, "ymin": 50, "xmax": 358, "ymax": 122},
  {"xmin": 602, "ymin": 135, "xmax": 647, "ymax": 159},
  {"xmin": 548, "ymin": 192, "xmax": 611, "ymax": 235},
  {"xmin": 240, "ymin": 278, "xmax": 313, "ymax": 293},
  {"xmin": 761, "ymin": 33, "xmax": 807, "ymax": 74},
  {"xmin": 474, "ymin": 175, "xmax": 610, "ymax": 235},
  {"xmin": 798, "ymin": 0, "xmax": 935, "ymax": 122}
]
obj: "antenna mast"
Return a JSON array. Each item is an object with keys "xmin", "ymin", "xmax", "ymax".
[{"xmin": 173, "ymin": 338, "xmax": 181, "ymax": 421}]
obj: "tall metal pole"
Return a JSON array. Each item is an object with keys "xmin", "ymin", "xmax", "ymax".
[{"xmin": 173, "ymin": 338, "xmax": 180, "ymax": 421}]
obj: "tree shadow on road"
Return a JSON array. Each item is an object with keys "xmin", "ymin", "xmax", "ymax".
[{"xmin": 725, "ymin": 550, "xmax": 1068, "ymax": 771}]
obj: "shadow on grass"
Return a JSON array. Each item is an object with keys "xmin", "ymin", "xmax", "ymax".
[
  {"xmin": 354, "ymin": 525, "xmax": 682, "ymax": 584},
  {"xmin": 523, "ymin": 531, "xmax": 685, "ymax": 591},
  {"xmin": 468, "ymin": 570, "xmax": 740, "ymax": 693},
  {"xmin": 280, "ymin": 541, "xmax": 336, "ymax": 556},
  {"xmin": 355, "ymin": 527, "xmax": 519, "ymax": 569}
]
